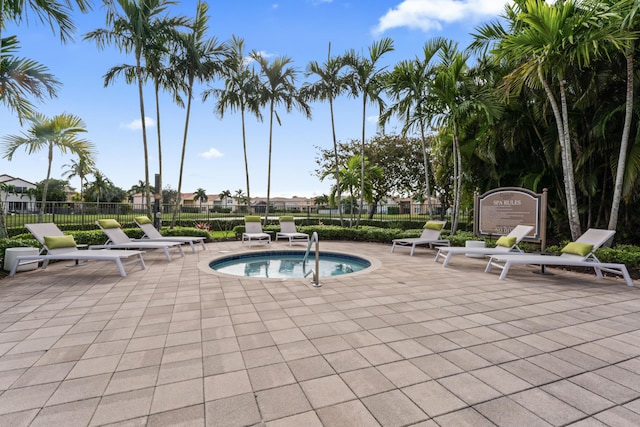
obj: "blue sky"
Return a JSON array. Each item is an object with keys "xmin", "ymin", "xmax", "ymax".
[{"xmin": 1, "ymin": 0, "xmax": 508, "ymax": 198}]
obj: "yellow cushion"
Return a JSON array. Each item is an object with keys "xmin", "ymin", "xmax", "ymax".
[
  {"xmin": 98, "ymin": 219, "xmax": 121, "ymax": 229},
  {"xmin": 561, "ymin": 242, "xmax": 594, "ymax": 257},
  {"xmin": 44, "ymin": 235, "xmax": 76, "ymax": 249},
  {"xmin": 423, "ymin": 221, "xmax": 444, "ymax": 230},
  {"xmin": 496, "ymin": 236, "xmax": 517, "ymax": 247},
  {"xmin": 245, "ymin": 216, "xmax": 261, "ymax": 223},
  {"xmin": 280, "ymin": 216, "xmax": 294, "ymax": 222},
  {"xmin": 135, "ymin": 216, "xmax": 152, "ymax": 225}
]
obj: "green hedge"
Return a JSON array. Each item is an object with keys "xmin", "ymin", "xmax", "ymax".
[{"xmin": 4, "ymin": 224, "xmax": 639, "ymax": 271}]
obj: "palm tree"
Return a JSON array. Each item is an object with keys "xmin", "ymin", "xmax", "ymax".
[
  {"xmin": 0, "ymin": 35, "xmax": 61, "ymax": 122},
  {"xmin": 1, "ymin": 0, "xmax": 91, "ymax": 43},
  {"xmin": 429, "ymin": 41, "xmax": 501, "ymax": 234},
  {"xmin": 219, "ymin": 189, "xmax": 232, "ymax": 210},
  {"xmin": 169, "ymin": 0, "xmax": 227, "ymax": 227},
  {"xmin": 62, "ymin": 155, "xmax": 95, "ymax": 203},
  {"xmin": 477, "ymin": 0, "xmax": 624, "ymax": 239},
  {"xmin": 381, "ymin": 38, "xmax": 446, "ymax": 218},
  {"xmin": 193, "ymin": 187, "xmax": 208, "ymax": 212},
  {"xmin": 1, "ymin": 112, "xmax": 96, "ymax": 222},
  {"xmin": 251, "ymin": 51, "xmax": 311, "ymax": 224},
  {"xmin": 344, "ymin": 37, "xmax": 394, "ymax": 227},
  {"xmin": 608, "ymin": 0, "xmax": 639, "ymax": 231},
  {"xmin": 85, "ymin": 171, "xmax": 112, "ymax": 208},
  {"xmin": 84, "ymin": 0, "xmax": 182, "ymax": 218},
  {"xmin": 303, "ymin": 43, "xmax": 350, "ymax": 226},
  {"xmin": 141, "ymin": 18, "xmax": 188, "ymax": 211},
  {"xmin": 204, "ymin": 36, "xmax": 262, "ymax": 214},
  {"xmin": 325, "ymin": 155, "xmax": 378, "ymax": 224}
]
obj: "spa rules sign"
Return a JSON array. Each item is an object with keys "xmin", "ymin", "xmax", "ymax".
[{"xmin": 473, "ymin": 187, "xmax": 547, "ymax": 249}]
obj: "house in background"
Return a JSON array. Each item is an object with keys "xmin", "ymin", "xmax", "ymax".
[{"xmin": 0, "ymin": 174, "xmax": 37, "ymax": 213}]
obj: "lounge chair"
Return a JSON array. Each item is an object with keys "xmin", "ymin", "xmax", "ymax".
[
  {"xmin": 93, "ymin": 219, "xmax": 185, "ymax": 261},
  {"xmin": 8, "ymin": 223, "xmax": 146, "ymax": 277},
  {"xmin": 133, "ymin": 216, "xmax": 206, "ymax": 253},
  {"xmin": 276, "ymin": 216, "xmax": 309, "ymax": 246},
  {"xmin": 242, "ymin": 216, "xmax": 271, "ymax": 247},
  {"xmin": 391, "ymin": 220, "xmax": 450, "ymax": 256},
  {"xmin": 485, "ymin": 228, "xmax": 634, "ymax": 286},
  {"xmin": 434, "ymin": 225, "xmax": 534, "ymax": 267}
]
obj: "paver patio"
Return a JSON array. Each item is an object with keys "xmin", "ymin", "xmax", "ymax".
[{"xmin": 0, "ymin": 240, "xmax": 638, "ymax": 426}]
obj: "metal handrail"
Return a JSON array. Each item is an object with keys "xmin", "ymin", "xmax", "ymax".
[{"xmin": 302, "ymin": 232, "xmax": 321, "ymax": 287}]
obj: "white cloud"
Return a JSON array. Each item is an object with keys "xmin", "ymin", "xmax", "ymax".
[
  {"xmin": 198, "ymin": 148, "xmax": 223, "ymax": 159},
  {"xmin": 367, "ymin": 115, "xmax": 379, "ymax": 124},
  {"xmin": 373, "ymin": 0, "xmax": 507, "ymax": 34},
  {"xmin": 121, "ymin": 117, "xmax": 155, "ymax": 131}
]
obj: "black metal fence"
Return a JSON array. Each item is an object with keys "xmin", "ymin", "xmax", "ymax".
[{"xmin": 1, "ymin": 200, "xmax": 454, "ymax": 235}]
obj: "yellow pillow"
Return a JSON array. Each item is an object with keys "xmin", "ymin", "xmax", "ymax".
[
  {"xmin": 44, "ymin": 235, "xmax": 76, "ymax": 249},
  {"xmin": 135, "ymin": 216, "xmax": 152, "ymax": 225},
  {"xmin": 280, "ymin": 216, "xmax": 294, "ymax": 222},
  {"xmin": 98, "ymin": 219, "xmax": 121, "ymax": 229},
  {"xmin": 424, "ymin": 221, "xmax": 444, "ymax": 230},
  {"xmin": 496, "ymin": 236, "xmax": 517, "ymax": 247},
  {"xmin": 561, "ymin": 242, "xmax": 594, "ymax": 257},
  {"xmin": 245, "ymin": 216, "xmax": 261, "ymax": 223}
]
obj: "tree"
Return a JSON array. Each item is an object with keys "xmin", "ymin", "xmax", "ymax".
[
  {"xmin": 85, "ymin": 0, "xmax": 182, "ymax": 218},
  {"xmin": 84, "ymin": 171, "xmax": 126, "ymax": 204},
  {"xmin": 477, "ymin": 0, "xmax": 624, "ymax": 239},
  {"xmin": 344, "ymin": 37, "xmax": 394, "ymax": 227},
  {"xmin": 1, "ymin": 0, "xmax": 91, "ymax": 43},
  {"xmin": 128, "ymin": 179, "xmax": 154, "ymax": 203},
  {"xmin": 205, "ymin": 35, "xmax": 262, "ymax": 213},
  {"xmin": 142, "ymin": 17, "xmax": 188, "ymax": 205},
  {"xmin": 169, "ymin": 0, "xmax": 227, "ymax": 227},
  {"xmin": 35, "ymin": 179, "xmax": 68, "ymax": 203},
  {"xmin": 62, "ymin": 155, "xmax": 95, "ymax": 202},
  {"xmin": 2, "ymin": 113, "xmax": 95, "ymax": 222},
  {"xmin": 381, "ymin": 38, "xmax": 447, "ymax": 217},
  {"xmin": 0, "ymin": 36, "xmax": 61, "ymax": 122},
  {"xmin": 251, "ymin": 51, "xmax": 311, "ymax": 224},
  {"xmin": 0, "ymin": 183, "xmax": 17, "ymax": 238},
  {"xmin": 608, "ymin": 0, "xmax": 639, "ymax": 231},
  {"xmin": 303, "ymin": 43, "xmax": 350, "ymax": 225},
  {"xmin": 193, "ymin": 187, "xmax": 208, "ymax": 212},
  {"xmin": 428, "ymin": 40, "xmax": 501, "ymax": 234},
  {"xmin": 324, "ymin": 155, "xmax": 379, "ymax": 224}
]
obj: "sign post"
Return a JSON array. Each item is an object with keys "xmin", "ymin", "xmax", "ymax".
[{"xmin": 473, "ymin": 187, "xmax": 547, "ymax": 250}]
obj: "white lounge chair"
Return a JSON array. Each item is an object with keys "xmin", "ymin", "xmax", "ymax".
[
  {"xmin": 93, "ymin": 219, "xmax": 185, "ymax": 261},
  {"xmin": 391, "ymin": 220, "xmax": 450, "ymax": 256},
  {"xmin": 8, "ymin": 223, "xmax": 146, "ymax": 277},
  {"xmin": 242, "ymin": 216, "xmax": 271, "ymax": 247},
  {"xmin": 434, "ymin": 225, "xmax": 534, "ymax": 267},
  {"xmin": 276, "ymin": 216, "xmax": 309, "ymax": 246},
  {"xmin": 485, "ymin": 229, "xmax": 634, "ymax": 286},
  {"xmin": 133, "ymin": 216, "xmax": 206, "ymax": 253}
]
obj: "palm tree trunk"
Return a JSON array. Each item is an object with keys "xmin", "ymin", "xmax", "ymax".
[
  {"xmin": 136, "ymin": 58, "xmax": 152, "ymax": 220},
  {"xmin": 173, "ymin": 81, "xmax": 193, "ymax": 228},
  {"xmin": 155, "ymin": 81, "xmax": 163, "ymax": 210},
  {"xmin": 420, "ymin": 123, "xmax": 433, "ymax": 217},
  {"xmin": 264, "ymin": 100, "xmax": 275, "ymax": 226},
  {"xmin": 450, "ymin": 130, "xmax": 462, "ymax": 235},
  {"xmin": 357, "ymin": 95, "xmax": 367, "ymax": 228},
  {"xmin": 241, "ymin": 107, "xmax": 251, "ymax": 214},
  {"xmin": 541, "ymin": 73, "xmax": 581, "ymax": 240},
  {"xmin": 329, "ymin": 97, "xmax": 344, "ymax": 226},
  {"xmin": 608, "ymin": 49, "xmax": 634, "ymax": 232},
  {"xmin": 39, "ymin": 144, "xmax": 54, "ymax": 223}
]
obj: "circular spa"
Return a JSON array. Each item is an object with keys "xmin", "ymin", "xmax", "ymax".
[{"xmin": 209, "ymin": 250, "xmax": 371, "ymax": 279}]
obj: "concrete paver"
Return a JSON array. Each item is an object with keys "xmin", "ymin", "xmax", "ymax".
[{"xmin": 0, "ymin": 240, "xmax": 638, "ymax": 425}]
